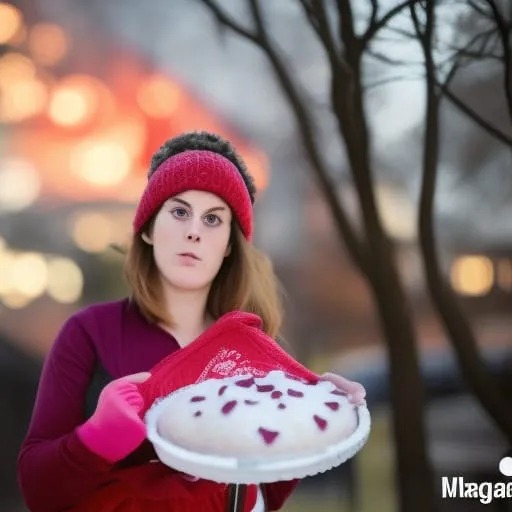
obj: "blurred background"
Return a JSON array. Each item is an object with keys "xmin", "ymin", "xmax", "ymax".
[{"xmin": 1, "ymin": 1, "xmax": 511, "ymax": 511}]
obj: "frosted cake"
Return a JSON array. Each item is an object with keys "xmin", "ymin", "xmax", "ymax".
[{"xmin": 155, "ymin": 370, "xmax": 358, "ymax": 458}]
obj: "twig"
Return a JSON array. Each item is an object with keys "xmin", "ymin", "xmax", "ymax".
[
  {"xmin": 361, "ymin": 0, "xmax": 417, "ymax": 47},
  {"xmin": 482, "ymin": 0, "xmax": 512, "ymax": 121}
]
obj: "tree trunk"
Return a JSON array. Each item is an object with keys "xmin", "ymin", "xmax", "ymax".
[{"xmin": 366, "ymin": 236, "xmax": 437, "ymax": 512}]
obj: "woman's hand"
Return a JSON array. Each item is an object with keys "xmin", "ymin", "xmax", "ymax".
[
  {"xmin": 77, "ymin": 372, "xmax": 151, "ymax": 463},
  {"xmin": 319, "ymin": 372, "xmax": 366, "ymax": 406}
]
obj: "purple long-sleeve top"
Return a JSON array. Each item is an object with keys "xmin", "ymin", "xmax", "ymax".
[{"xmin": 17, "ymin": 298, "xmax": 297, "ymax": 511}]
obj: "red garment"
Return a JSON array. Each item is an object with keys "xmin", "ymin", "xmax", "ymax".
[
  {"xmin": 79, "ymin": 310, "xmax": 310, "ymax": 511},
  {"xmin": 138, "ymin": 310, "xmax": 319, "ymax": 415},
  {"xmin": 73, "ymin": 464, "xmax": 258, "ymax": 512},
  {"xmin": 18, "ymin": 300, "xmax": 299, "ymax": 511}
]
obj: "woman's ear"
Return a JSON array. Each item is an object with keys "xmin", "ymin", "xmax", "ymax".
[{"xmin": 141, "ymin": 232, "xmax": 153, "ymax": 245}]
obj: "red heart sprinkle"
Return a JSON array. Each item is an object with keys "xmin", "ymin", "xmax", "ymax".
[
  {"xmin": 221, "ymin": 400, "xmax": 237, "ymax": 414},
  {"xmin": 218, "ymin": 385, "xmax": 227, "ymax": 396},
  {"xmin": 190, "ymin": 396, "xmax": 206, "ymax": 402},
  {"xmin": 256, "ymin": 384, "xmax": 274, "ymax": 392},
  {"xmin": 313, "ymin": 415, "xmax": 328, "ymax": 431},
  {"xmin": 325, "ymin": 402, "xmax": 340, "ymax": 411},
  {"xmin": 258, "ymin": 427, "xmax": 279, "ymax": 444},
  {"xmin": 287, "ymin": 389, "xmax": 304, "ymax": 397},
  {"xmin": 235, "ymin": 377, "xmax": 255, "ymax": 387},
  {"xmin": 271, "ymin": 391, "xmax": 283, "ymax": 399}
]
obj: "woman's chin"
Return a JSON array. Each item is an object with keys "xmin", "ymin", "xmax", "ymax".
[{"xmin": 165, "ymin": 278, "xmax": 212, "ymax": 292}]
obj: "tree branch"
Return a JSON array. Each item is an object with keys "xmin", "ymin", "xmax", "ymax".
[
  {"xmin": 333, "ymin": 0, "xmax": 389, "ymax": 256},
  {"xmin": 438, "ymin": 81, "xmax": 512, "ymax": 146},
  {"xmin": 385, "ymin": 25, "xmax": 418, "ymax": 39},
  {"xmin": 431, "ymin": 10, "xmax": 512, "ymax": 147},
  {"xmin": 362, "ymin": 0, "xmax": 417, "ymax": 48},
  {"xmin": 199, "ymin": 0, "xmax": 260, "ymax": 43},
  {"xmin": 364, "ymin": 74, "xmax": 423, "ymax": 91},
  {"xmin": 199, "ymin": 0, "xmax": 370, "ymax": 277},
  {"xmin": 335, "ymin": 0, "xmax": 360, "ymax": 55},
  {"xmin": 468, "ymin": 0, "xmax": 495, "ymax": 20},
  {"xmin": 366, "ymin": 47, "xmax": 423, "ymax": 66},
  {"xmin": 441, "ymin": 28, "xmax": 500, "ymax": 63},
  {"xmin": 483, "ymin": 0, "xmax": 512, "ymax": 121},
  {"xmin": 297, "ymin": 0, "xmax": 351, "ymax": 74},
  {"xmin": 368, "ymin": 0, "xmax": 378, "ymax": 31}
]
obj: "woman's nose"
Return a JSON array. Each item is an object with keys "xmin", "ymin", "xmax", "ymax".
[
  {"xmin": 187, "ymin": 232, "xmax": 200, "ymax": 242},
  {"xmin": 185, "ymin": 219, "xmax": 201, "ymax": 242}
]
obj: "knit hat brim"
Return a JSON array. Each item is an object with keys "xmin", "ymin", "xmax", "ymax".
[{"xmin": 133, "ymin": 150, "xmax": 253, "ymax": 240}]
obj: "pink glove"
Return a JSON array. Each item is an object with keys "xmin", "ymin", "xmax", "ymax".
[
  {"xmin": 77, "ymin": 372, "xmax": 151, "ymax": 463},
  {"xmin": 320, "ymin": 372, "xmax": 366, "ymax": 406}
]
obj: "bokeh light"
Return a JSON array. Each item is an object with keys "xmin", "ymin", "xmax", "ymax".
[
  {"xmin": 48, "ymin": 75, "xmax": 110, "ymax": 127},
  {"xmin": 70, "ymin": 138, "xmax": 132, "ymax": 186},
  {"xmin": 0, "ymin": 52, "xmax": 47, "ymax": 122},
  {"xmin": 71, "ymin": 212, "xmax": 113, "ymax": 253},
  {"xmin": 28, "ymin": 23, "xmax": 69, "ymax": 66},
  {"xmin": 0, "ymin": 249, "xmax": 16, "ymax": 295},
  {"xmin": 0, "ymin": 77, "xmax": 48, "ymax": 122},
  {"xmin": 1, "ymin": 291, "xmax": 32, "ymax": 309},
  {"xmin": 450, "ymin": 255, "xmax": 494, "ymax": 296},
  {"xmin": 46, "ymin": 257, "xmax": 83, "ymax": 303},
  {"xmin": 106, "ymin": 117, "xmax": 147, "ymax": 159},
  {"xmin": 377, "ymin": 185, "xmax": 416, "ymax": 241},
  {"xmin": 0, "ymin": 52, "xmax": 36, "ymax": 83},
  {"xmin": 0, "ymin": 3, "xmax": 23, "ymax": 45},
  {"xmin": 10, "ymin": 252, "xmax": 48, "ymax": 298},
  {"xmin": 0, "ymin": 158, "xmax": 41, "ymax": 210},
  {"xmin": 0, "ymin": 245, "xmax": 84, "ymax": 308},
  {"xmin": 136, "ymin": 74, "xmax": 182, "ymax": 118},
  {"xmin": 0, "ymin": 249, "xmax": 47, "ymax": 308}
]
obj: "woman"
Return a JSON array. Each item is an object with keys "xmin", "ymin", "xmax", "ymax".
[{"xmin": 18, "ymin": 131, "xmax": 365, "ymax": 511}]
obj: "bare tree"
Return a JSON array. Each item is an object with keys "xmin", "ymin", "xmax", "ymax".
[
  {"xmin": 197, "ymin": 1, "xmax": 512, "ymax": 511},
  {"xmin": 432, "ymin": 0, "xmax": 512, "ymax": 145},
  {"xmin": 411, "ymin": 0, "xmax": 512, "ymax": 443},
  {"xmin": 198, "ymin": 1, "xmax": 435, "ymax": 510}
]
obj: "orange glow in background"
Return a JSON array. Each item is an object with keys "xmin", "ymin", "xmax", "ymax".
[{"xmin": 3, "ymin": 54, "xmax": 269, "ymax": 205}]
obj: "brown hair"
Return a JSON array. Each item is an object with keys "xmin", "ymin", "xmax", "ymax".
[{"xmin": 123, "ymin": 222, "xmax": 284, "ymax": 338}]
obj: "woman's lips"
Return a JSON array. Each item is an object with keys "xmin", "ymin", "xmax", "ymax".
[
  {"xmin": 178, "ymin": 252, "xmax": 200, "ymax": 260},
  {"xmin": 177, "ymin": 253, "xmax": 200, "ymax": 265}
]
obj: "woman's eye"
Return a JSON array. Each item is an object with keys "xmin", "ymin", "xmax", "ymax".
[
  {"xmin": 204, "ymin": 214, "xmax": 221, "ymax": 226},
  {"xmin": 171, "ymin": 207, "xmax": 188, "ymax": 218}
]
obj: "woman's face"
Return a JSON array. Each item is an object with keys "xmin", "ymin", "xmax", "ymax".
[{"xmin": 147, "ymin": 190, "xmax": 232, "ymax": 292}]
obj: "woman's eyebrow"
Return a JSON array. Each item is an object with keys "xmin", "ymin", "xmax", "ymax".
[
  {"xmin": 170, "ymin": 197, "xmax": 227, "ymax": 214},
  {"xmin": 204, "ymin": 206, "xmax": 227, "ymax": 214}
]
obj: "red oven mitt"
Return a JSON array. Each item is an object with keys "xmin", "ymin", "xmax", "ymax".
[{"xmin": 138, "ymin": 310, "xmax": 319, "ymax": 415}]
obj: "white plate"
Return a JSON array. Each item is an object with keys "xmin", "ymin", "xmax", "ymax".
[{"xmin": 145, "ymin": 387, "xmax": 371, "ymax": 484}]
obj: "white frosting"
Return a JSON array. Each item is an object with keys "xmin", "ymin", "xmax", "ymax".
[{"xmin": 156, "ymin": 370, "xmax": 358, "ymax": 458}]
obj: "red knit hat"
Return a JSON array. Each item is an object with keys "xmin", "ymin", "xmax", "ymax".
[{"xmin": 133, "ymin": 150, "xmax": 253, "ymax": 240}]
